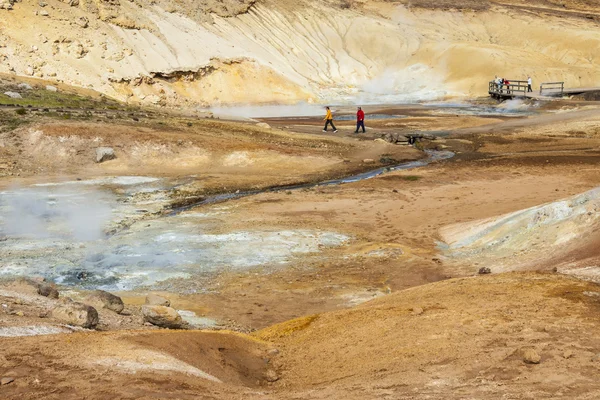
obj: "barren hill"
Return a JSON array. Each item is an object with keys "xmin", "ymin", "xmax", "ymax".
[{"xmin": 1, "ymin": 0, "xmax": 600, "ymax": 107}]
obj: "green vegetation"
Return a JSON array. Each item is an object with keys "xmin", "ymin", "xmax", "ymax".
[
  {"xmin": 0, "ymin": 87, "xmax": 129, "ymax": 110},
  {"xmin": 402, "ymin": 175, "xmax": 422, "ymax": 181},
  {"xmin": 15, "ymin": 108, "xmax": 26, "ymax": 115},
  {"xmin": 0, "ymin": 110, "xmax": 29, "ymax": 133}
]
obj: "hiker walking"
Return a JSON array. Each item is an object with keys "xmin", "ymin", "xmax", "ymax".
[
  {"xmin": 527, "ymin": 76, "xmax": 533, "ymax": 93},
  {"xmin": 355, "ymin": 107, "xmax": 365, "ymax": 133},
  {"xmin": 323, "ymin": 106, "xmax": 337, "ymax": 133}
]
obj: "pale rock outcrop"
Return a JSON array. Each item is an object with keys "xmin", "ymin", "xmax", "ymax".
[{"xmin": 95, "ymin": 147, "xmax": 116, "ymax": 163}]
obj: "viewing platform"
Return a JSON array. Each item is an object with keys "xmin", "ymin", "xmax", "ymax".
[{"xmin": 489, "ymin": 80, "xmax": 600, "ymax": 100}]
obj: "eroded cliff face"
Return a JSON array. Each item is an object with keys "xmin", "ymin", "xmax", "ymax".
[{"xmin": 1, "ymin": 0, "xmax": 599, "ymax": 107}]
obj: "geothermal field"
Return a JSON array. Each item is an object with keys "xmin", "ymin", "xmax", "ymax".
[{"xmin": 2, "ymin": 0, "xmax": 600, "ymax": 399}]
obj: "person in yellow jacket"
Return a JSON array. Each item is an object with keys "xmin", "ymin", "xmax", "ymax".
[{"xmin": 323, "ymin": 106, "xmax": 338, "ymax": 133}]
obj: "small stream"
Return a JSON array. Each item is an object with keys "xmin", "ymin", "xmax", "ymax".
[{"xmin": 170, "ymin": 150, "xmax": 455, "ymax": 214}]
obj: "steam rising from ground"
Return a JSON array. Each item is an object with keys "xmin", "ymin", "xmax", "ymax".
[
  {"xmin": 0, "ymin": 187, "xmax": 113, "ymax": 242},
  {"xmin": 0, "ymin": 180, "xmax": 349, "ymax": 291}
]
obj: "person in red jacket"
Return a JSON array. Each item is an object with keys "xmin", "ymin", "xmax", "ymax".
[{"xmin": 355, "ymin": 107, "xmax": 365, "ymax": 133}]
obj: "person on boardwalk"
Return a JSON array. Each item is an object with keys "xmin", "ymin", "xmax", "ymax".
[
  {"xmin": 527, "ymin": 76, "xmax": 533, "ymax": 92},
  {"xmin": 323, "ymin": 106, "xmax": 337, "ymax": 133},
  {"xmin": 355, "ymin": 107, "xmax": 365, "ymax": 133},
  {"xmin": 505, "ymin": 79, "xmax": 511, "ymax": 94}
]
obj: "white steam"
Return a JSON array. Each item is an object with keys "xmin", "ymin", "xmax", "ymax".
[{"xmin": 0, "ymin": 187, "xmax": 114, "ymax": 242}]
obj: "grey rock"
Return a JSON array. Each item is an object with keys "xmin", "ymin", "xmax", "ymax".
[
  {"xmin": 17, "ymin": 83, "xmax": 33, "ymax": 90},
  {"xmin": 86, "ymin": 290, "xmax": 124, "ymax": 314},
  {"xmin": 51, "ymin": 299, "xmax": 98, "ymax": 329},
  {"xmin": 3, "ymin": 91, "xmax": 22, "ymax": 99},
  {"xmin": 142, "ymin": 305, "xmax": 185, "ymax": 329},
  {"xmin": 45, "ymin": 85, "xmax": 57, "ymax": 92},
  {"xmin": 145, "ymin": 294, "xmax": 170, "ymax": 307},
  {"xmin": 95, "ymin": 147, "xmax": 116, "ymax": 163},
  {"xmin": 39, "ymin": 9, "xmax": 49, "ymax": 16}
]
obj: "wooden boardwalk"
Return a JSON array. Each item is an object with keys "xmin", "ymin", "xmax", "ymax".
[{"xmin": 489, "ymin": 80, "xmax": 600, "ymax": 100}]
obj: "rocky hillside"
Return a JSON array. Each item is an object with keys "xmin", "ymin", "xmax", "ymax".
[{"xmin": 1, "ymin": 0, "xmax": 600, "ymax": 107}]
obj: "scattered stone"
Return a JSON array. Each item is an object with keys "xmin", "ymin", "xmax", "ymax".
[
  {"xmin": 142, "ymin": 305, "xmax": 185, "ymax": 329},
  {"xmin": 145, "ymin": 294, "xmax": 170, "ymax": 307},
  {"xmin": 411, "ymin": 307, "xmax": 424, "ymax": 316},
  {"xmin": 45, "ymin": 85, "xmax": 57, "ymax": 92},
  {"xmin": 592, "ymin": 353, "xmax": 600, "ymax": 362},
  {"xmin": 75, "ymin": 16, "xmax": 89, "ymax": 28},
  {"xmin": 0, "ymin": 0, "xmax": 14, "ymax": 10},
  {"xmin": 39, "ymin": 9, "xmax": 49, "ymax": 16},
  {"xmin": 256, "ymin": 122, "xmax": 271, "ymax": 129},
  {"xmin": 95, "ymin": 147, "xmax": 116, "ymax": 163},
  {"xmin": 25, "ymin": 67, "xmax": 34, "ymax": 76},
  {"xmin": 563, "ymin": 350, "xmax": 574, "ymax": 359},
  {"xmin": 17, "ymin": 83, "xmax": 33, "ymax": 90},
  {"xmin": 85, "ymin": 290, "xmax": 124, "ymax": 314},
  {"xmin": 265, "ymin": 369, "xmax": 279, "ymax": 382},
  {"xmin": 3, "ymin": 91, "xmax": 22, "ymax": 99},
  {"xmin": 363, "ymin": 159, "xmax": 375, "ymax": 164},
  {"xmin": 478, "ymin": 267, "xmax": 492, "ymax": 275},
  {"xmin": 51, "ymin": 299, "xmax": 99, "ymax": 329},
  {"xmin": 523, "ymin": 349, "xmax": 541, "ymax": 364},
  {"xmin": 0, "ymin": 377, "xmax": 14, "ymax": 385},
  {"xmin": 267, "ymin": 348, "xmax": 280, "ymax": 356}
]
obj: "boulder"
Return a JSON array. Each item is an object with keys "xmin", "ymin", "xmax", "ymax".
[
  {"xmin": 523, "ymin": 349, "xmax": 541, "ymax": 364},
  {"xmin": 478, "ymin": 267, "xmax": 492, "ymax": 275},
  {"xmin": 17, "ymin": 83, "xmax": 33, "ymax": 90},
  {"xmin": 37, "ymin": 282, "xmax": 59, "ymax": 299},
  {"xmin": 382, "ymin": 132, "xmax": 409, "ymax": 144},
  {"xmin": 256, "ymin": 122, "xmax": 271, "ymax": 129},
  {"xmin": 95, "ymin": 147, "xmax": 116, "ymax": 163},
  {"xmin": 142, "ymin": 305, "xmax": 185, "ymax": 329},
  {"xmin": 3, "ymin": 91, "xmax": 22, "ymax": 99},
  {"xmin": 51, "ymin": 299, "xmax": 99, "ymax": 329},
  {"xmin": 45, "ymin": 85, "xmax": 57, "ymax": 92},
  {"xmin": 145, "ymin": 294, "xmax": 170, "ymax": 307},
  {"xmin": 85, "ymin": 290, "xmax": 124, "ymax": 314}
]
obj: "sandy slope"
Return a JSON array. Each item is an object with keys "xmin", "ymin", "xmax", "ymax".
[{"xmin": 1, "ymin": 0, "xmax": 600, "ymax": 106}]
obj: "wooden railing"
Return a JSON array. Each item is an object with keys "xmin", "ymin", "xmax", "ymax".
[
  {"xmin": 489, "ymin": 80, "xmax": 528, "ymax": 97},
  {"xmin": 540, "ymin": 82, "xmax": 564, "ymax": 96}
]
